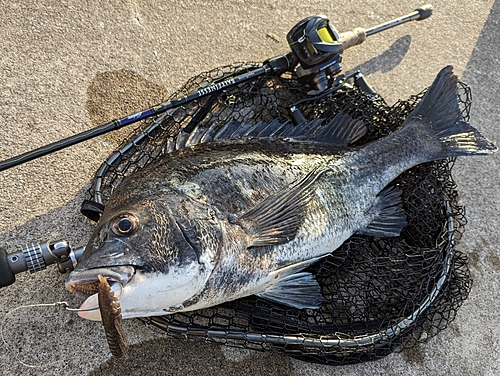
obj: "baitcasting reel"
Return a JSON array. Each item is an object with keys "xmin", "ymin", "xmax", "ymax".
[
  {"xmin": 287, "ymin": 4, "xmax": 432, "ymax": 94},
  {"xmin": 287, "ymin": 15, "xmax": 343, "ymax": 94}
]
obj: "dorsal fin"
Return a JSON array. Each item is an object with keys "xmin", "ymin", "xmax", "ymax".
[
  {"xmin": 244, "ymin": 119, "xmax": 289, "ymax": 137},
  {"xmin": 166, "ymin": 111, "xmax": 365, "ymax": 152},
  {"xmin": 285, "ymin": 114, "xmax": 366, "ymax": 146},
  {"xmin": 317, "ymin": 113, "xmax": 366, "ymax": 146}
]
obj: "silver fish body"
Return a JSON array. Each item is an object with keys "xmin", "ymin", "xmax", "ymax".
[{"xmin": 66, "ymin": 66, "xmax": 497, "ymax": 321}]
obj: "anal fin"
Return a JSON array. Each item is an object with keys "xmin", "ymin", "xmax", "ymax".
[{"xmin": 359, "ymin": 186, "xmax": 407, "ymax": 237}]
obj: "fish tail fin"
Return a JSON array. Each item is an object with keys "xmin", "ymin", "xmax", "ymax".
[{"xmin": 404, "ymin": 66, "xmax": 497, "ymax": 159}]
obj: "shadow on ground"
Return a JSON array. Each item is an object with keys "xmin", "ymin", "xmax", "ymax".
[{"xmin": 89, "ymin": 336, "xmax": 297, "ymax": 376}]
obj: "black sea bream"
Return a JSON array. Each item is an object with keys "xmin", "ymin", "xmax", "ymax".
[{"xmin": 66, "ymin": 66, "xmax": 497, "ymax": 321}]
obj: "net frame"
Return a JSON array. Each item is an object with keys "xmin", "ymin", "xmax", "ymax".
[{"xmin": 82, "ymin": 63, "xmax": 472, "ymax": 365}]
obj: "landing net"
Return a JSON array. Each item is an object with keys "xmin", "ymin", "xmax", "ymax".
[{"xmin": 82, "ymin": 63, "xmax": 471, "ymax": 365}]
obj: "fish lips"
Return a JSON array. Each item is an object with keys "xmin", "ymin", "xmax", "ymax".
[
  {"xmin": 65, "ymin": 265, "xmax": 135, "ymax": 296},
  {"xmin": 65, "ymin": 265, "xmax": 136, "ymax": 321}
]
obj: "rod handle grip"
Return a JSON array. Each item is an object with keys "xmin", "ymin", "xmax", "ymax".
[
  {"xmin": 0, "ymin": 247, "xmax": 16, "ymax": 288},
  {"xmin": 340, "ymin": 27, "xmax": 367, "ymax": 50}
]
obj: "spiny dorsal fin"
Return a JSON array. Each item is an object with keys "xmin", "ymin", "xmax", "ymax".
[{"xmin": 165, "ymin": 112, "xmax": 366, "ymax": 153}]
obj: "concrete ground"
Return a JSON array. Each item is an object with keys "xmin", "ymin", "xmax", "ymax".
[{"xmin": 0, "ymin": 1, "xmax": 498, "ymax": 375}]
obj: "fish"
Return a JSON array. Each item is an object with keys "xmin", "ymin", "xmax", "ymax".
[{"xmin": 66, "ymin": 66, "xmax": 497, "ymax": 321}]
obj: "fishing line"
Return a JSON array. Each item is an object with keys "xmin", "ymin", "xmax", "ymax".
[
  {"xmin": 1, "ymin": 302, "xmax": 78, "ymax": 368},
  {"xmin": 0, "ymin": 284, "xmax": 123, "ymax": 368}
]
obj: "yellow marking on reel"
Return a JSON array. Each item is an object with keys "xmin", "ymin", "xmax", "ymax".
[{"xmin": 317, "ymin": 26, "xmax": 334, "ymax": 43}]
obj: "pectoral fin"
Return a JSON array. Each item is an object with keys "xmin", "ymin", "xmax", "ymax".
[{"xmin": 234, "ymin": 168, "xmax": 325, "ymax": 248}]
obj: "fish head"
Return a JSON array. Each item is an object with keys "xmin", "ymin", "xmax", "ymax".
[{"xmin": 66, "ymin": 187, "xmax": 223, "ymax": 320}]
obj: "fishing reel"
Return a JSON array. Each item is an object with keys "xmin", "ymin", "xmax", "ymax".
[
  {"xmin": 287, "ymin": 15, "xmax": 344, "ymax": 94},
  {"xmin": 285, "ymin": 5, "xmax": 433, "ymax": 94}
]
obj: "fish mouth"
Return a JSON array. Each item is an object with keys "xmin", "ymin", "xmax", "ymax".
[
  {"xmin": 66, "ymin": 265, "xmax": 135, "ymax": 294},
  {"xmin": 65, "ymin": 266, "xmax": 136, "ymax": 321}
]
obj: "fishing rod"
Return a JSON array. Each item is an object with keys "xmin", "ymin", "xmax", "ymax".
[
  {"xmin": 0, "ymin": 4, "xmax": 432, "ymax": 173},
  {"xmin": 0, "ymin": 4, "xmax": 433, "ymax": 288},
  {"xmin": 0, "ymin": 241, "xmax": 84, "ymax": 288}
]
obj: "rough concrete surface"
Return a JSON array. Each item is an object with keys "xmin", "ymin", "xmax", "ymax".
[{"xmin": 0, "ymin": 1, "xmax": 498, "ymax": 375}]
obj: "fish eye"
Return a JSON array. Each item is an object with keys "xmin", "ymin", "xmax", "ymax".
[{"xmin": 111, "ymin": 214, "xmax": 138, "ymax": 236}]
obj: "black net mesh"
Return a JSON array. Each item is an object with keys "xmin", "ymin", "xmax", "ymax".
[{"xmin": 82, "ymin": 63, "xmax": 471, "ymax": 365}]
